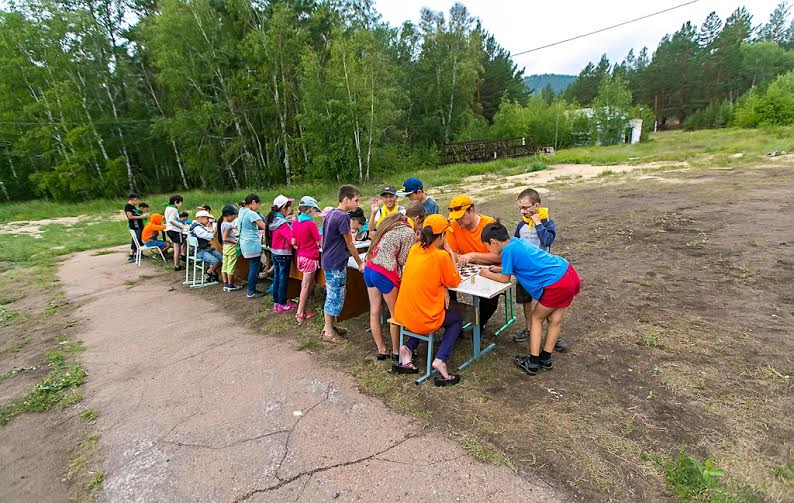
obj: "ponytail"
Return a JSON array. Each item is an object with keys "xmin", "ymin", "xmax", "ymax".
[
  {"xmin": 264, "ymin": 205, "xmax": 278, "ymax": 247},
  {"xmin": 419, "ymin": 226, "xmax": 440, "ymax": 249}
]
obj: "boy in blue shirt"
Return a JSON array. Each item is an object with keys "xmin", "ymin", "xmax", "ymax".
[
  {"xmin": 479, "ymin": 222, "xmax": 581, "ymax": 376},
  {"xmin": 511, "ymin": 188, "xmax": 566, "ymax": 352},
  {"xmin": 397, "ymin": 177, "xmax": 440, "ymax": 215}
]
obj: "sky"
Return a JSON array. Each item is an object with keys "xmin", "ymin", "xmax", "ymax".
[{"xmin": 374, "ymin": 0, "xmax": 784, "ymax": 76}]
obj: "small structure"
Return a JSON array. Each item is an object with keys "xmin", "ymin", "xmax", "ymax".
[
  {"xmin": 440, "ymin": 137, "xmax": 535, "ymax": 165},
  {"xmin": 629, "ymin": 119, "xmax": 643, "ymax": 145}
]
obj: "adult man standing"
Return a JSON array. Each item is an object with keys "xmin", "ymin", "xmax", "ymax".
[
  {"xmin": 398, "ymin": 177, "xmax": 440, "ymax": 215},
  {"xmin": 446, "ymin": 195, "xmax": 501, "ymax": 332}
]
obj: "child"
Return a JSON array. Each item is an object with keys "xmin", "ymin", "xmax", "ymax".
[
  {"xmin": 348, "ymin": 207, "xmax": 369, "ymax": 241},
  {"xmin": 321, "ymin": 185, "xmax": 365, "ymax": 342},
  {"xmin": 292, "ymin": 196, "xmax": 322, "ymax": 322},
  {"xmin": 265, "ymin": 195, "xmax": 295, "ymax": 312},
  {"xmin": 218, "ymin": 205, "xmax": 241, "ymax": 292},
  {"xmin": 179, "ymin": 211, "xmax": 191, "ymax": 226},
  {"xmin": 397, "ymin": 177, "xmax": 440, "ymax": 215},
  {"xmin": 393, "ymin": 214, "xmax": 463, "ymax": 386},
  {"xmin": 141, "ymin": 213, "xmax": 171, "ymax": 254},
  {"xmin": 138, "ymin": 202, "xmax": 150, "ymax": 225},
  {"xmin": 164, "ymin": 195, "xmax": 186, "ymax": 271},
  {"xmin": 125, "ymin": 193, "xmax": 145, "ymax": 262},
  {"xmin": 479, "ymin": 222, "xmax": 580, "ymax": 376},
  {"xmin": 369, "ymin": 186, "xmax": 406, "ymax": 232},
  {"xmin": 511, "ymin": 188, "xmax": 565, "ymax": 351},
  {"xmin": 237, "ymin": 194, "xmax": 268, "ymax": 298},
  {"xmin": 189, "ymin": 210, "xmax": 222, "ymax": 283},
  {"xmin": 404, "ymin": 200, "xmax": 427, "ymax": 238},
  {"xmin": 364, "ymin": 213, "xmax": 416, "ymax": 361}
]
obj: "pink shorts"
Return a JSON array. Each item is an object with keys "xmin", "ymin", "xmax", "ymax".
[{"xmin": 297, "ymin": 256, "xmax": 319, "ymax": 274}]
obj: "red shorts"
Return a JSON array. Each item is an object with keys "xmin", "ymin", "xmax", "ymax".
[{"xmin": 539, "ymin": 265, "xmax": 581, "ymax": 309}]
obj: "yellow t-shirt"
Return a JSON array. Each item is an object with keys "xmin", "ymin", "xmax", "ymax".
[
  {"xmin": 394, "ymin": 244, "xmax": 461, "ymax": 335},
  {"xmin": 446, "ymin": 214, "xmax": 495, "ymax": 254}
]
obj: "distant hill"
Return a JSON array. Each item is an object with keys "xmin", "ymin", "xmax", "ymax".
[{"xmin": 523, "ymin": 74, "xmax": 577, "ymax": 95}]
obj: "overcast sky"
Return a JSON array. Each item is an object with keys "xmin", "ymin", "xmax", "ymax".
[{"xmin": 374, "ymin": 0, "xmax": 784, "ymax": 76}]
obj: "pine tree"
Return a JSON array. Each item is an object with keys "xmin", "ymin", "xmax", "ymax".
[{"xmin": 758, "ymin": 2, "xmax": 791, "ymax": 45}]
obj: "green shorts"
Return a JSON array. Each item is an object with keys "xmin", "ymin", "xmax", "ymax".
[{"xmin": 221, "ymin": 243, "xmax": 238, "ymax": 275}]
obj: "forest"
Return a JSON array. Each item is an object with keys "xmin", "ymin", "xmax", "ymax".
[{"xmin": 0, "ymin": 1, "xmax": 793, "ymax": 202}]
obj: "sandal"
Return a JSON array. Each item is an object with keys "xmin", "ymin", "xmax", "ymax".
[
  {"xmin": 295, "ymin": 310, "xmax": 316, "ymax": 322},
  {"xmin": 321, "ymin": 331, "xmax": 346, "ymax": 344},
  {"xmin": 391, "ymin": 362, "xmax": 420, "ymax": 374},
  {"xmin": 333, "ymin": 326, "xmax": 348, "ymax": 336},
  {"xmin": 433, "ymin": 375, "xmax": 461, "ymax": 387},
  {"xmin": 377, "ymin": 353, "xmax": 390, "ymax": 361}
]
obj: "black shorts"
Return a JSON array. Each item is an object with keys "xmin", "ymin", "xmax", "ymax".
[
  {"xmin": 166, "ymin": 230, "xmax": 184, "ymax": 244},
  {"xmin": 516, "ymin": 283, "xmax": 533, "ymax": 304}
]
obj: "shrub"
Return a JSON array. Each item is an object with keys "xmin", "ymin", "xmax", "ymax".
[{"xmin": 735, "ymin": 70, "xmax": 794, "ymax": 128}]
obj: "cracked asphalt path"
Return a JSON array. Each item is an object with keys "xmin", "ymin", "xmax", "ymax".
[{"xmin": 59, "ymin": 249, "xmax": 560, "ymax": 502}]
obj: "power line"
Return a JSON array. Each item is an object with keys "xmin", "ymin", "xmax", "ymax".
[{"xmin": 512, "ymin": 0, "xmax": 701, "ymax": 57}]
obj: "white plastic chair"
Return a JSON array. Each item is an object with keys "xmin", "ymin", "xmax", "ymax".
[
  {"xmin": 129, "ymin": 229, "xmax": 166, "ymax": 267},
  {"xmin": 183, "ymin": 235, "xmax": 218, "ymax": 288}
]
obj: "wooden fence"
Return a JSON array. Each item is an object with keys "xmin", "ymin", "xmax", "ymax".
[{"xmin": 440, "ymin": 137, "xmax": 536, "ymax": 165}]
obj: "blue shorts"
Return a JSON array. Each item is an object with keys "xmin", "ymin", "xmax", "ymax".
[
  {"xmin": 323, "ymin": 268, "xmax": 347, "ymax": 317},
  {"xmin": 197, "ymin": 248, "xmax": 222, "ymax": 265},
  {"xmin": 145, "ymin": 239, "xmax": 167, "ymax": 249},
  {"xmin": 363, "ymin": 267, "xmax": 395, "ymax": 294}
]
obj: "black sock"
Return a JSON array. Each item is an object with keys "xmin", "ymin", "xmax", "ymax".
[
  {"xmin": 529, "ymin": 354, "xmax": 540, "ymax": 364},
  {"xmin": 540, "ymin": 350, "xmax": 552, "ymax": 361}
]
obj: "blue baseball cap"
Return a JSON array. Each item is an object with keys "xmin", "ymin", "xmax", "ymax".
[
  {"xmin": 397, "ymin": 178, "xmax": 423, "ymax": 196},
  {"xmin": 299, "ymin": 196, "xmax": 320, "ymax": 210}
]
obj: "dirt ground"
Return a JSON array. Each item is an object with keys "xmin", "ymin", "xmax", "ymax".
[
  {"xmin": 1, "ymin": 157, "xmax": 792, "ymax": 502},
  {"xmin": 221, "ymin": 159, "xmax": 792, "ymax": 501}
]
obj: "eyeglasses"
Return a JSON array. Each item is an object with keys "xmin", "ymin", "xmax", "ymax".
[{"xmin": 447, "ymin": 204, "xmax": 471, "ymax": 213}]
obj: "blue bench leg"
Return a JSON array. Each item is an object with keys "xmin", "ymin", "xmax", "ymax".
[{"xmin": 415, "ymin": 333, "xmax": 436, "ymax": 385}]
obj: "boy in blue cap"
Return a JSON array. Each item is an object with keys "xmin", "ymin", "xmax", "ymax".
[{"xmin": 398, "ymin": 178, "xmax": 439, "ymax": 215}]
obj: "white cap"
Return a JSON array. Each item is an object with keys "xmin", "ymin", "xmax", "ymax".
[
  {"xmin": 195, "ymin": 210, "xmax": 214, "ymax": 219},
  {"xmin": 273, "ymin": 194, "xmax": 295, "ymax": 208}
]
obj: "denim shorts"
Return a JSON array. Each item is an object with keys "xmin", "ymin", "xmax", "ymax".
[
  {"xmin": 197, "ymin": 248, "xmax": 222, "ymax": 265},
  {"xmin": 146, "ymin": 239, "xmax": 166, "ymax": 249},
  {"xmin": 363, "ymin": 267, "xmax": 395, "ymax": 294},
  {"xmin": 323, "ymin": 268, "xmax": 347, "ymax": 317}
]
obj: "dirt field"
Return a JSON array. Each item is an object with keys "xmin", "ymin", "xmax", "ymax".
[
  {"xmin": 1, "ymin": 156, "xmax": 792, "ymax": 502},
  {"xmin": 203, "ymin": 159, "xmax": 792, "ymax": 501}
]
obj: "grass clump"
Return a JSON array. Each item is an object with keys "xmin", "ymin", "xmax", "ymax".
[
  {"xmin": 459, "ymin": 434, "xmax": 514, "ymax": 469},
  {"xmin": 0, "ymin": 356, "xmax": 87, "ymax": 425},
  {"xmin": 661, "ymin": 446, "xmax": 756, "ymax": 502},
  {"xmin": 79, "ymin": 408, "xmax": 99, "ymax": 422}
]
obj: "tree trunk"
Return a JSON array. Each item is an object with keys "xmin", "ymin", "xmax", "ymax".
[
  {"xmin": 341, "ymin": 51, "xmax": 364, "ymax": 181},
  {"xmin": 272, "ymin": 73, "xmax": 292, "ymax": 185}
]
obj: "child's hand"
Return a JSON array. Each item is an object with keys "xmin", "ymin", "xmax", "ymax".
[
  {"xmin": 488, "ymin": 265, "xmax": 502, "ymax": 273},
  {"xmin": 459, "ymin": 253, "xmax": 475, "ymax": 265},
  {"xmin": 530, "ymin": 213, "xmax": 542, "ymax": 225},
  {"xmin": 370, "ymin": 197, "xmax": 380, "ymax": 213},
  {"xmin": 444, "ymin": 289, "xmax": 450, "ymax": 309}
]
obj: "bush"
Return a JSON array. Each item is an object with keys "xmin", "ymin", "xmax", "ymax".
[
  {"xmin": 684, "ymin": 101, "xmax": 736, "ymax": 131},
  {"xmin": 734, "ymin": 70, "xmax": 794, "ymax": 128}
]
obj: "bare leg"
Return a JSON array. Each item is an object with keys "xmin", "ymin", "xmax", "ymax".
[
  {"xmin": 543, "ymin": 308, "xmax": 566, "ymax": 353},
  {"xmin": 221, "ymin": 272, "xmax": 229, "ymax": 284},
  {"xmin": 323, "ymin": 313, "xmax": 337, "ymax": 338},
  {"xmin": 382, "ymin": 287, "xmax": 400, "ymax": 355},
  {"xmin": 366, "ymin": 287, "xmax": 387, "ymax": 354},
  {"xmin": 297, "ymin": 270, "xmax": 315, "ymax": 317},
  {"xmin": 399, "ymin": 345, "xmax": 412, "ymax": 367},
  {"xmin": 523, "ymin": 301, "xmax": 533, "ymax": 330},
  {"xmin": 173, "ymin": 242, "xmax": 181, "ymax": 267},
  {"xmin": 431, "ymin": 358, "xmax": 452, "ymax": 379},
  {"xmin": 529, "ymin": 303, "xmax": 555, "ymax": 356}
]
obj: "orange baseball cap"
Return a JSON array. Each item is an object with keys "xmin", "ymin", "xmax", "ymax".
[
  {"xmin": 447, "ymin": 195, "xmax": 473, "ymax": 220},
  {"xmin": 423, "ymin": 214, "xmax": 452, "ymax": 234}
]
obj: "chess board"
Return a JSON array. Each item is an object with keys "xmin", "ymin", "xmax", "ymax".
[{"xmin": 457, "ymin": 263, "xmax": 481, "ymax": 281}]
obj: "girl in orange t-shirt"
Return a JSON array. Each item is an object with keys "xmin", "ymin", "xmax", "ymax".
[{"xmin": 394, "ymin": 215, "xmax": 463, "ymax": 386}]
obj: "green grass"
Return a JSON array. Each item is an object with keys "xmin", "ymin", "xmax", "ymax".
[
  {"xmin": 79, "ymin": 408, "xmax": 99, "ymax": 422},
  {"xmin": 660, "ymin": 446, "xmax": 757, "ymax": 502},
  {"xmin": 458, "ymin": 434, "xmax": 514, "ymax": 469}
]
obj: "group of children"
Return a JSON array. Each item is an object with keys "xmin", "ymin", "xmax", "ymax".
[{"xmin": 124, "ymin": 176, "xmax": 580, "ymax": 384}]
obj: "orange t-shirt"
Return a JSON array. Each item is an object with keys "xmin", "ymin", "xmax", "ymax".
[
  {"xmin": 446, "ymin": 214, "xmax": 495, "ymax": 254},
  {"xmin": 394, "ymin": 244, "xmax": 461, "ymax": 334},
  {"xmin": 141, "ymin": 214, "xmax": 166, "ymax": 242}
]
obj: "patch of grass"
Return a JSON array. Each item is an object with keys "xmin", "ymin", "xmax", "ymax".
[
  {"xmin": 0, "ymin": 360, "xmax": 86, "ymax": 425},
  {"xmin": 0, "ymin": 366, "xmax": 32, "ymax": 382},
  {"xmin": 0, "ymin": 336, "xmax": 29, "ymax": 354},
  {"xmin": 0, "ymin": 292, "xmax": 23, "ymax": 305},
  {"xmin": 87, "ymin": 471, "xmax": 104, "ymax": 492},
  {"xmin": 79, "ymin": 408, "xmax": 99, "ymax": 422},
  {"xmin": 90, "ymin": 249, "xmax": 117, "ymax": 256},
  {"xmin": 686, "ymin": 231, "xmax": 713, "ymax": 249},
  {"xmin": 661, "ymin": 446, "xmax": 757, "ymax": 502},
  {"xmin": 296, "ymin": 337, "xmax": 319, "ymax": 352},
  {"xmin": 643, "ymin": 330, "xmax": 659, "ymax": 348},
  {"xmin": 639, "ymin": 279, "xmax": 656, "ymax": 287},
  {"xmin": 755, "ymin": 364, "xmax": 791, "ymax": 381},
  {"xmin": 458, "ymin": 434, "xmax": 514, "ymax": 469},
  {"xmin": 0, "ymin": 305, "xmax": 19, "ymax": 327},
  {"xmin": 66, "ymin": 433, "xmax": 103, "ymax": 502},
  {"xmin": 772, "ymin": 461, "xmax": 794, "ymax": 488},
  {"xmin": 597, "ymin": 169, "xmax": 616, "ymax": 177}
]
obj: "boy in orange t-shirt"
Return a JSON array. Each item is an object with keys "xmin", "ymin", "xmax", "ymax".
[
  {"xmin": 141, "ymin": 213, "xmax": 171, "ymax": 253},
  {"xmin": 394, "ymin": 215, "xmax": 463, "ymax": 386},
  {"xmin": 445, "ymin": 195, "xmax": 501, "ymax": 331}
]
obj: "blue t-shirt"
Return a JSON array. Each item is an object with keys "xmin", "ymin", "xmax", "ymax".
[
  {"xmin": 501, "ymin": 238, "xmax": 568, "ymax": 300},
  {"xmin": 238, "ymin": 207, "xmax": 264, "ymax": 258},
  {"xmin": 422, "ymin": 197, "xmax": 440, "ymax": 215},
  {"xmin": 321, "ymin": 208, "xmax": 351, "ymax": 271}
]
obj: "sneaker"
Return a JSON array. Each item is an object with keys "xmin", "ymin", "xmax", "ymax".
[
  {"xmin": 511, "ymin": 328, "xmax": 529, "ymax": 343},
  {"xmin": 247, "ymin": 290, "xmax": 265, "ymax": 299},
  {"xmin": 174, "ymin": 266, "xmax": 182, "ymax": 272},
  {"xmin": 513, "ymin": 355, "xmax": 539, "ymax": 376},
  {"xmin": 273, "ymin": 304, "xmax": 294, "ymax": 313},
  {"xmin": 127, "ymin": 255, "xmax": 135, "ymax": 263},
  {"xmin": 555, "ymin": 338, "xmax": 568, "ymax": 352},
  {"xmin": 539, "ymin": 355, "xmax": 554, "ymax": 370},
  {"xmin": 226, "ymin": 284, "xmax": 242, "ymax": 291},
  {"xmin": 284, "ymin": 301, "xmax": 298, "ymax": 311}
]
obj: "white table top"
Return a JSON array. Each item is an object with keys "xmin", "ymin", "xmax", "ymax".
[
  {"xmin": 347, "ymin": 252, "xmax": 367, "ymax": 270},
  {"xmin": 450, "ymin": 273, "xmax": 515, "ymax": 299}
]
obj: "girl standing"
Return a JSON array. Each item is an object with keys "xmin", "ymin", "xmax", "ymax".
[
  {"xmin": 291, "ymin": 196, "xmax": 322, "ymax": 322},
  {"xmin": 266, "ymin": 195, "xmax": 296, "ymax": 312},
  {"xmin": 364, "ymin": 213, "xmax": 416, "ymax": 360},
  {"xmin": 164, "ymin": 195, "xmax": 186, "ymax": 271},
  {"xmin": 217, "ymin": 205, "xmax": 241, "ymax": 292},
  {"xmin": 238, "ymin": 194, "xmax": 268, "ymax": 298}
]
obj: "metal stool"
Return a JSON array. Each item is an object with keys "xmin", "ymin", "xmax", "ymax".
[{"xmin": 389, "ymin": 318, "xmax": 436, "ymax": 385}]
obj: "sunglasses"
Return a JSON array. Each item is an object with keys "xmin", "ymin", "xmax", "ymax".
[{"xmin": 447, "ymin": 204, "xmax": 471, "ymax": 213}]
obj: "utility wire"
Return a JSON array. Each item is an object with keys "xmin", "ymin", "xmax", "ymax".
[{"xmin": 512, "ymin": 0, "xmax": 701, "ymax": 56}]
